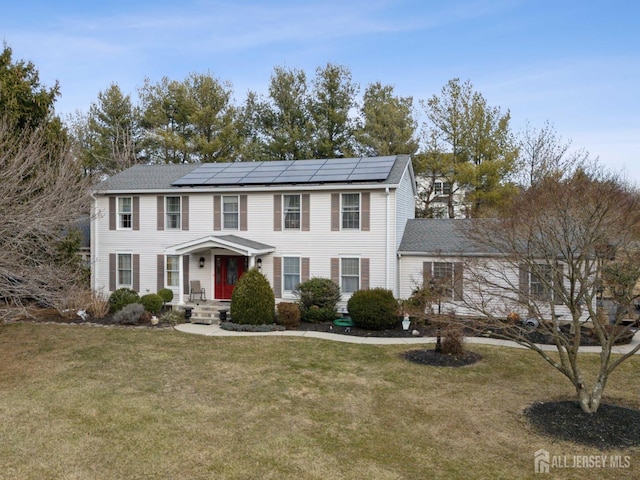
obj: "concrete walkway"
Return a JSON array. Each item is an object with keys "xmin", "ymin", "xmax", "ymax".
[{"xmin": 175, "ymin": 323, "xmax": 640, "ymax": 354}]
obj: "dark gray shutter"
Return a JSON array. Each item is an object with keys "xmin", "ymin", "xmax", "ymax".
[
  {"xmin": 273, "ymin": 195, "xmax": 282, "ymax": 231},
  {"xmin": 302, "ymin": 194, "xmax": 310, "ymax": 231},
  {"xmin": 519, "ymin": 265, "xmax": 528, "ymax": 302},
  {"xmin": 361, "ymin": 192, "xmax": 370, "ymax": 231},
  {"xmin": 273, "ymin": 257, "xmax": 282, "ymax": 298},
  {"xmin": 109, "ymin": 253, "xmax": 116, "ymax": 291},
  {"xmin": 183, "ymin": 255, "xmax": 190, "ymax": 295},
  {"xmin": 133, "ymin": 196, "xmax": 140, "ymax": 231},
  {"xmin": 157, "ymin": 196, "xmax": 164, "ymax": 231},
  {"xmin": 554, "ymin": 263, "xmax": 564, "ymax": 305},
  {"xmin": 213, "ymin": 196, "xmax": 221, "ymax": 231},
  {"xmin": 240, "ymin": 195, "xmax": 248, "ymax": 231},
  {"xmin": 331, "ymin": 194, "xmax": 340, "ymax": 231},
  {"xmin": 301, "ymin": 257, "xmax": 310, "ymax": 282},
  {"xmin": 133, "ymin": 254, "xmax": 140, "ymax": 292},
  {"xmin": 109, "ymin": 197, "xmax": 116, "ymax": 230},
  {"xmin": 182, "ymin": 195, "xmax": 189, "ymax": 231},
  {"xmin": 454, "ymin": 262, "xmax": 464, "ymax": 301},
  {"xmin": 157, "ymin": 255, "xmax": 164, "ymax": 291},
  {"xmin": 361, "ymin": 258, "xmax": 370, "ymax": 290},
  {"xmin": 331, "ymin": 258, "xmax": 339, "ymax": 285},
  {"xmin": 422, "ymin": 262, "xmax": 433, "ymax": 287}
]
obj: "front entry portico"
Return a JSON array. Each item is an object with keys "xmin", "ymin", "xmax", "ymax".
[{"xmin": 166, "ymin": 234, "xmax": 275, "ymax": 304}]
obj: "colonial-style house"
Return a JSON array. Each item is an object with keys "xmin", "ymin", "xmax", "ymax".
[
  {"xmin": 90, "ymin": 155, "xmax": 590, "ymax": 324},
  {"xmin": 90, "ymin": 155, "xmax": 417, "ymax": 310}
]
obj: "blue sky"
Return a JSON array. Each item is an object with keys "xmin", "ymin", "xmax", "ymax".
[{"xmin": 3, "ymin": 0, "xmax": 639, "ymax": 183}]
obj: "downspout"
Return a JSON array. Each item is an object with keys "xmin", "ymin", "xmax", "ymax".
[
  {"xmin": 90, "ymin": 191, "xmax": 98, "ymax": 293},
  {"xmin": 385, "ymin": 187, "xmax": 390, "ymax": 290}
]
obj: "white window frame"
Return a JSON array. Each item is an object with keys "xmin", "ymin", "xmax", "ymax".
[
  {"xmin": 341, "ymin": 193, "xmax": 360, "ymax": 230},
  {"xmin": 529, "ymin": 265, "xmax": 553, "ymax": 302},
  {"xmin": 166, "ymin": 255, "xmax": 180, "ymax": 287},
  {"xmin": 222, "ymin": 195, "xmax": 239, "ymax": 230},
  {"xmin": 434, "ymin": 181, "xmax": 452, "ymax": 195},
  {"xmin": 282, "ymin": 256, "xmax": 301, "ymax": 293},
  {"xmin": 432, "ymin": 261, "xmax": 455, "ymax": 300},
  {"xmin": 166, "ymin": 196, "xmax": 181, "ymax": 230},
  {"xmin": 117, "ymin": 196, "xmax": 132, "ymax": 230},
  {"xmin": 283, "ymin": 194, "xmax": 301, "ymax": 230},
  {"xmin": 340, "ymin": 257, "xmax": 360, "ymax": 294},
  {"xmin": 117, "ymin": 253, "xmax": 133, "ymax": 288}
]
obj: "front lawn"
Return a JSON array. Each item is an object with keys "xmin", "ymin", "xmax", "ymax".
[{"xmin": 1, "ymin": 323, "xmax": 639, "ymax": 479}]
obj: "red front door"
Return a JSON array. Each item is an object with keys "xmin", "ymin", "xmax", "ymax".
[{"xmin": 215, "ymin": 255, "xmax": 245, "ymax": 300}]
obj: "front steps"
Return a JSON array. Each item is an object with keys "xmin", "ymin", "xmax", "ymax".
[{"xmin": 178, "ymin": 301, "xmax": 230, "ymax": 325}]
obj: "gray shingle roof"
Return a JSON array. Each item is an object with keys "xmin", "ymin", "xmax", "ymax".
[
  {"xmin": 398, "ymin": 219, "xmax": 495, "ymax": 256},
  {"xmin": 92, "ymin": 155, "xmax": 412, "ymax": 193}
]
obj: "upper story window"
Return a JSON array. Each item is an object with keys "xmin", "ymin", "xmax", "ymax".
[
  {"xmin": 283, "ymin": 194, "xmax": 301, "ymax": 230},
  {"xmin": 341, "ymin": 193, "xmax": 360, "ymax": 229},
  {"xmin": 166, "ymin": 196, "xmax": 181, "ymax": 230},
  {"xmin": 434, "ymin": 181, "xmax": 452, "ymax": 195},
  {"xmin": 223, "ymin": 195, "xmax": 239, "ymax": 229},
  {"xmin": 341, "ymin": 257, "xmax": 360, "ymax": 293},
  {"xmin": 118, "ymin": 197, "xmax": 132, "ymax": 229},
  {"xmin": 117, "ymin": 253, "xmax": 132, "ymax": 288}
]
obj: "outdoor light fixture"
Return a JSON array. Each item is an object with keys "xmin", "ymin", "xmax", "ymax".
[
  {"xmin": 257, "ymin": 257, "xmax": 262, "ymax": 272},
  {"xmin": 199, "ymin": 257, "xmax": 205, "ymax": 268}
]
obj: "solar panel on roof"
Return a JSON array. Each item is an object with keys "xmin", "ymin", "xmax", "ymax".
[{"xmin": 171, "ymin": 156, "xmax": 396, "ymax": 186}]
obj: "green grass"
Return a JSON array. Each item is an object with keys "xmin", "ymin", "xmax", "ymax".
[{"xmin": 1, "ymin": 323, "xmax": 639, "ymax": 479}]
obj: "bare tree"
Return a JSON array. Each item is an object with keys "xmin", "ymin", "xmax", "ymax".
[
  {"xmin": 462, "ymin": 166, "xmax": 640, "ymax": 413},
  {"xmin": 0, "ymin": 120, "xmax": 91, "ymax": 319},
  {"xmin": 513, "ymin": 121, "xmax": 591, "ymax": 187}
]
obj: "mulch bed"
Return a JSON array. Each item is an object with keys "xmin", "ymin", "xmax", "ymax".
[
  {"xmin": 525, "ymin": 401, "xmax": 640, "ymax": 450},
  {"xmin": 402, "ymin": 348, "xmax": 482, "ymax": 367}
]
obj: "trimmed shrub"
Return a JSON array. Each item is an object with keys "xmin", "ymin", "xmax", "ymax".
[
  {"xmin": 230, "ymin": 268, "xmax": 275, "ymax": 325},
  {"xmin": 108, "ymin": 288, "xmax": 140, "ymax": 313},
  {"xmin": 157, "ymin": 288, "xmax": 174, "ymax": 304},
  {"xmin": 159, "ymin": 310, "xmax": 184, "ymax": 326},
  {"xmin": 140, "ymin": 293, "xmax": 163, "ymax": 314},
  {"xmin": 277, "ymin": 302, "xmax": 301, "ymax": 330},
  {"xmin": 347, "ymin": 288, "xmax": 399, "ymax": 330},
  {"xmin": 441, "ymin": 324, "xmax": 465, "ymax": 356},
  {"xmin": 113, "ymin": 302, "xmax": 145, "ymax": 325},
  {"xmin": 295, "ymin": 277, "xmax": 341, "ymax": 323}
]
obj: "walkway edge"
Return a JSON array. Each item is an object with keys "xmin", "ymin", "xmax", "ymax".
[{"xmin": 174, "ymin": 323, "xmax": 640, "ymax": 354}]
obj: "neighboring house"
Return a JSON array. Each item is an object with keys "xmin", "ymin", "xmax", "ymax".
[
  {"xmin": 415, "ymin": 176, "xmax": 469, "ymax": 218},
  {"xmin": 90, "ymin": 155, "xmax": 417, "ymax": 308}
]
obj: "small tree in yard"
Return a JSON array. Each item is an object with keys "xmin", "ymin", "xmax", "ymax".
[{"xmin": 463, "ymin": 165, "xmax": 640, "ymax": 413}]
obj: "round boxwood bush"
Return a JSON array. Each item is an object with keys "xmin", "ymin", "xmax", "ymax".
[
  {"xmin": 157, "ymin": 288, "xmax": 174, "ymax": 304},
  {"xmin": 230, "ymin": 268, "xmax": 275, "ymax": 325},
  {"xmin": 295, "ymin": 277, "xmax": 341, "ymax": 322},
  {"xmin": 140, "ymin": 293, "xmax": 163, "ymax": 314},
  {"xmin": 347, "ymin": 288, "xmax": 399, "ymax": 330},
  {"xmin": 108, "ymin": 288, "xmax": 140, "ymax": 313}
]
